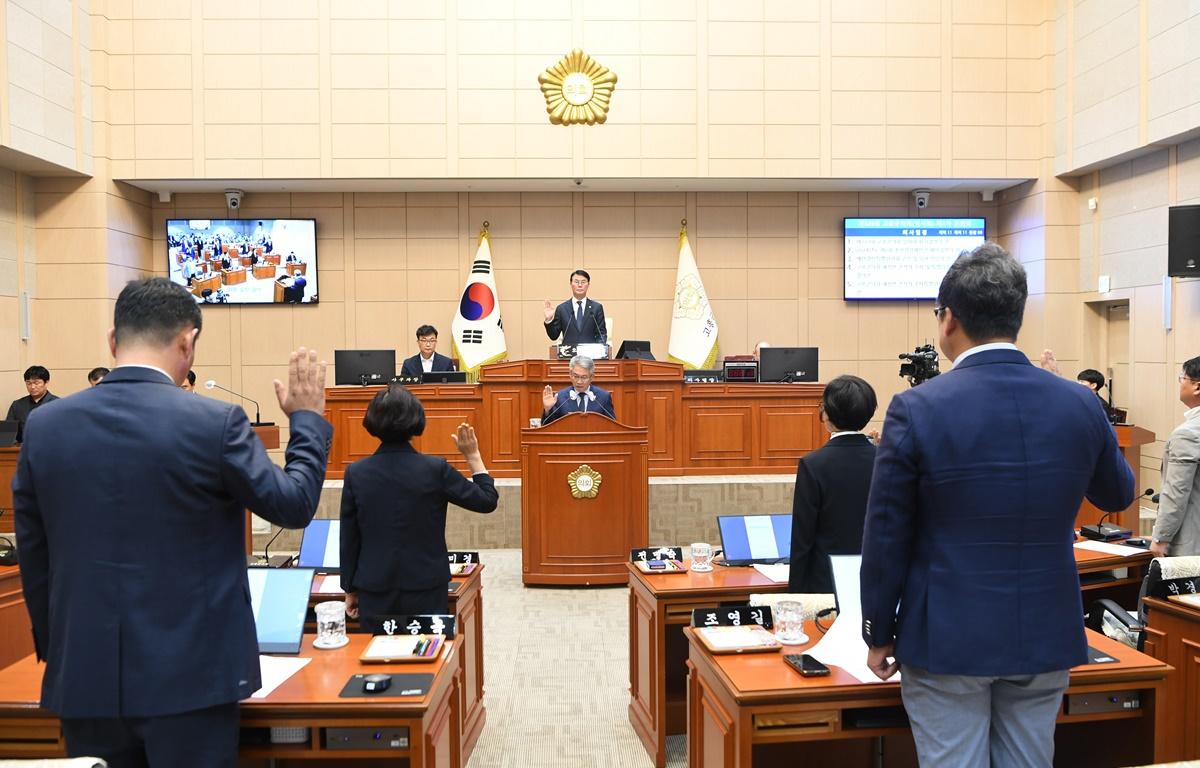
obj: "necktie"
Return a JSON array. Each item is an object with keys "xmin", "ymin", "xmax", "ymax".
[{"xmin": 576, "ymin": 300, "xmax": 584, "ymax": 331}]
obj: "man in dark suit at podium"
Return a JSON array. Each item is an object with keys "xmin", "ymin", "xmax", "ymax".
[
  {"xmin": 400, "ymin": 324, "xmax": 455, "ymax": 378},
  {"xmin": 540, "ymin": 355, "xmax": 615, "ymax": 425},
  {"xmin": 544, "ymin": 269, "xmax": 607, "ymax": 346},
  {"xmin": 860, "ymin": 244, "xmax": 1135, "ymax": 767},
  {"xmin": 13, "ymin": 277, "xmax": 333, "ymax": 767}
]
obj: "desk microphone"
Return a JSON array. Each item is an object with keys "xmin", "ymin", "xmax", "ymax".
[
  {"xmin": 589, "ymin": 306, "xmax": 606, "ymax": 346},
  {"xmin": 204, "ymin": 380, "xmax": 269, "ymax": 426}
]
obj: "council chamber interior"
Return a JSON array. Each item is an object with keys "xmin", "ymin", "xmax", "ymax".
[{"xmin": 0, "ymin": 1, "xmax": 1198, "ymax": 766}]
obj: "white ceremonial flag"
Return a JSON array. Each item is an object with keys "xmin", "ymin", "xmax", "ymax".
[
  {"xmin": 668, "ymin": 230, "xmax": 719, "ymax": 369},
  {"xmin": 452, "ymin": 230, "xmax": 508, "ymax": 380}
]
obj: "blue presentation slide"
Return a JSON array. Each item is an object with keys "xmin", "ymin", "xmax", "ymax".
[
  {"xmin": 844, "ymin": 217, "xmax": 986, "ymax": 300},
  {"xmin": 718, "ymin": 514, "xmax": 793, "ymax": 563}
]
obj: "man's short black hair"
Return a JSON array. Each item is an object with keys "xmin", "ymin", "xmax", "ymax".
[
  {"xmin": 936, "ymin": 242, "xmax": 1027, "ymax": 342},
  {"xmin": 114, "ymin": 278, "xmax": 203, "ymax": 347},
  {"xmin": 822, "ymin": 375, "xmax": 877, "ymax": 432},
  {"xmin": 87, "ymin": 367, "xmax": 110, "ymax": 383},
  {"xmin": 416, "ymin": 324, "xmax": 438, "ymax": 339},
  {"xmin": 1184, "ymin": 356, "xmax": 1200, "ymax": 381},
  {"xmin": 363, "ymin": 384, "xmax": 427, "ymax": 443},
  {"xmin": 23, "ymin": 365, "xmax": 49, "ymax": 382},
  {"xmin": 186, "ymin": 370, "xmax": 196, "ymax": 385},
  {"xmin": 1077, "ymin": 369, "xmax": 1105, "ymax": 391},
  {"xmin": 571, "ymin": 269, "xmax": 591, "ymax": 282}
]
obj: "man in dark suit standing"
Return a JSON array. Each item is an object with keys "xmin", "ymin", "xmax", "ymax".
[
  {"xmin": 544, "ymin": 269, "xmax": 607, "ymax": 347},
  {"xmin": 14, "ymin": 277, "xmax": 332, "ymax": 767},
  {"xmin": 540, "ymin": 355, "xmax": 615, "ymax": 425},
  {"xmin": 787, "ymin": 374, "xmax": 877, "ymax": 594},
  {"xmin": 399, "ymin": 324, "xmax": 455, "ymax": 378},
  {"xmin": 860, "ymin": 244, "xmax": 1135, "ymax": 767}
]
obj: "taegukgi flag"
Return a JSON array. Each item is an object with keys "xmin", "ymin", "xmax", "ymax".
[
  {"xmin": 668, "ymin": 228, "xmax": 719, "ymax": 369},
  {"xmin": 452, "ymin": 228, "xmax": 508, "ymax": 379}
]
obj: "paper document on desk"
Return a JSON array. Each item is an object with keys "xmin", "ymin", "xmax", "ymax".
[
  {"xmin": 1074, "ymin": 540, "xmax": 1144, "ymax": 557},
  {"xmin": 251, "ymin": 655, "xmax": 311, "ymax": 699},
  {"xmin": 805, "ymin": 555, "xmax": 898, "ymax": 685},
  {"xmin": 313, "ymin": 574, "xmax": 345, "ymax": 594},
  {"xmin": 751, "ymin": 563, "xmax": 789, "ymax": 583}
]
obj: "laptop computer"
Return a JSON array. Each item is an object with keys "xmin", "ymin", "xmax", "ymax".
[
  {"xmin": 0, "ymin": 420, "xmax": 17, "ymax": 448},
  {"xmin": 297, "ymin": 519, "xmax": 340, "ymax": 573},
  {"xmin": 716, "ymin": 514, "xmax": 793, "ymax": 566},
  {"xmin": 247, "ymin": 566, "xmax": 315, "ymax": 654}
]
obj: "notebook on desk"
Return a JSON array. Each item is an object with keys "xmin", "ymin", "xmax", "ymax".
[{"xmin": 716, "ymin": 514, "xmax": 792, "ymax": 566}]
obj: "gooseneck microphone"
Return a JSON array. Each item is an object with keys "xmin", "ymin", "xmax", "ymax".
[
  {"xmin": 204, "ymin": 379, "xmax": 266, "ymax": 425},
  {"xmin": 542, "ymin": 389, "xmax": 572, "ymax": 422},
  {"xmin": 590, "ymin": 305, "xmax": 606, "ymax": 346}
]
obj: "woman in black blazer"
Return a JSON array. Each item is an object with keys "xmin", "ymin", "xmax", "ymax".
[{"xmin": 340, "ymin": 384, "xmax": 498, "ymax": 624}]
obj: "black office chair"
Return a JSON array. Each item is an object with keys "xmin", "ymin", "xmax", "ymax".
[{"xmin": 1085, "ymin": 555, "xmax": 1200, "ymax": 650}]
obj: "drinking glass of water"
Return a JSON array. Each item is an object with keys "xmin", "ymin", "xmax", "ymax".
[
  {"xmin": 774, "ymin": 599, "xmax": 808, "ymax": 645},
  {"xmin": 313, "ymin": 600, "xmax": 348, "ymax": 649}
]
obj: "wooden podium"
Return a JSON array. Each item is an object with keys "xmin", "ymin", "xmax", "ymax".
[
  {"xmin": 0, "ymin": 447, "xmax": 17, "ymax": 532},
  {"xmin": 520, "ymin": 412, "xmax": 648, "ymax": 586},
  {"xmin": 1076, "ymin": 424, "xmax": 1155, "ymax": 533}
]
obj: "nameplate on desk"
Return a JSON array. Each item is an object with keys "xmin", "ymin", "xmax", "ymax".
[
  {"xmin": 631, "ymin": 546, "xmax": 684, "ymax": 563},
  {"xmin": 390, "ymin": 376, "xmax": 421, "ymax": 385},
  {"xmin": 691, "ymin": 605, "xmax": 774, "ymax": 630},
  {"xmin": 448, "ymin": 550, "xmax": 480, "ymax": 565},
  {"xmin": 367, "ymin": 614, "xmax": 456, "ymax": 639}
]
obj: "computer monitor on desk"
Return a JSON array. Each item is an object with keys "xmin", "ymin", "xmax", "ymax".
[
  {"xmin": 334, "ymin": 349, "xmax": 396, "ymax": 386},
  {"xmin": 247, "ymin": 566, "xmax": 315, "ymax": 654},
  {"xmin": 297, "ymin": 519, "xmax": 340, "ymax": 572},
  {"xmin": 716, "ymin": 514, "xmax": 792, "ymax": 566},
  {"xmin": 759, "ymin": 347, "xmax": 819, "ymax": 383}
]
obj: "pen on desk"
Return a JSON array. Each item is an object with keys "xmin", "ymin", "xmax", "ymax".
[
  {"xmin": 414, "ymin": 638, "xmax": 428, "ymax": 656},
  {"xmin": 671, "ymin": 559, "xmax": 684, "ymax": 570},
  {"xmin": 425, "ymin": 637, "xmax": 440, "ymax": 656}
]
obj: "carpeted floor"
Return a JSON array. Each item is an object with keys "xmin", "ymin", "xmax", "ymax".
[{"xmin": 466, "ymin": 549, "xmax": 685, "ymax": 767}]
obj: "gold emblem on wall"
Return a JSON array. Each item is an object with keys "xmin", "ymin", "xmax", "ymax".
[
  {"xmin": 567, "ymin": 464, "xmax": 603, "ymax": 499},
  {"xmin": 538, "ymin": 49, "xmax": 617, "ymax": 126}
]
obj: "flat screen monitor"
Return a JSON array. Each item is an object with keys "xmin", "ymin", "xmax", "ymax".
[
  {"xmin": 166, "ymin": 218, "xmax": 318, "ymax": 305},
  {"xmin": 0, "ymin": 420, "xmax": 16, "ymax": 448},
  {"xmin": 759, "ymin": 347, "xmax": 818, "ymax": 383},
  {"xmin": 829, "ymin": 554, "xmax": 862, "ymax": 616},
  {"xmin": 716, "ymin": 514, "xmax": 792, "ymax": 566},
  {"xmin": 335, "ymin": 349, "xmax": 396, "ymax": 386},
  {"xmin": 247, "ymin": 567, "xmax": 315, "ymax": 654},
  {"xmin": 421, "ymin": 371, "xmax": 468, "ymax": 384},
  {"xmin": 844, "ymin": 217, "xmax": 986, "ymax": 300},
  {"xmin": 297, "ymin": 519, "xmax": 340, "ymax": 572}
]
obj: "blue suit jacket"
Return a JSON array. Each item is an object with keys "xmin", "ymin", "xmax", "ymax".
[
  {"xmin": 544, "ymin": 299, "xmax": 607, "ymax": 345},
  {"xmin": 399, "ymin": 352, "xmax": 454, "ymax": 378},
  {"xmin": 541, "ymin": 385, "xmax": 615, "ymax": 425},
  {"xmin": 860, "ymin": 348, "xmax": 1134, "ymax": 676},
  {"xmin": 13, "ymin": 366, "xmax": 332, "ymax": 718}
]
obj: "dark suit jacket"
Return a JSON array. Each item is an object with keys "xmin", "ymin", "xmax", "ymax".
[
  {"xmin": 400, "ymin": 352, "xmax": 454, "ymax": 378},
  {"xmin": 544, "ymin": 298, "xmax": 607, "ymax": 345},
  {"xmin": 13, "ymin": 366, "xmax": 332, "ymax": 718},
  {"xmin": 860, "ymin": 348, "xmax": 1135, "ymax": 676},
  {"xmin": 339, "ymin": 443, "xmax": 498, "ymax": 593},
  {"xmin": 787, "ymin": 433, "xmax": 875, "ymax": 594},
  {"xmin": 541, "ymin": 385, "xmax": 615, "ymax": 426}
]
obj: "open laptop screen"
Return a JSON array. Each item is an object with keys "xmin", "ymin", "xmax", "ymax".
[
  {"xmin": 247, "ymin": 567, "xmax": 315, "ymax": 654},
  {"xmin": 297, "ymin": 519, "xmax": 340, "ymax": 572},
  {"xmin": 716, "ymin": 514, "xmax": 792, "ymax": 565}
]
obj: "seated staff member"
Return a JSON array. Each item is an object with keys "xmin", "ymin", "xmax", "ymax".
[
  {"xmin": 400, "ymin": 325, "xmax": 455, "ymax": 377},
  {"xmin": 540, "ymin": 355, "xmax": 615, "ymax": 425},
  {"xmin": 87, "ymin": 367, "xmax": 110, "ymax": 387},
  {"xmin": 1040, "ymin": 350, "xmax": 1118, "ymax": 421},
  {"xmin": 544, "ymin": 269, "xmax": 607, "ymax": 346},
  {"xmin": 7, "ymin": 366, "xmax": 59, "ymax": 443},
  {"xmin": 787, "ymin": 375, "xmax": 878, "ymax": 593},
  {"xmin": 340, "ymin": 385, "xmax": 498, "ymax": 622}
]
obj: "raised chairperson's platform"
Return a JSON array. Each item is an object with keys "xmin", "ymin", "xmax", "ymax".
[{"xmin": 324, "ymin": 359, "xmax": 826, "ymax": 480}]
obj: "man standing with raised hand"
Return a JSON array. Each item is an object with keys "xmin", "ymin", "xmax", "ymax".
[
  {"xmin": 860, "ymin": 243, "xmax": 1135, "ymax": 767},
  {"xmin": 544, "ymin": 269, "xmax": 607, "ymax": 347},
  {"xmin": 15, "ymin": 277, "xmax": 332, "ymax": 767}
]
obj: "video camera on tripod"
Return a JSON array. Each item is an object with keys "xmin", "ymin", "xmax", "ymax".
[{"xmin": 899, "ymin": 344, "xmax": 941, "ymax": 387}]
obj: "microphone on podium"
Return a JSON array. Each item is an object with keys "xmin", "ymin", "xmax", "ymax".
[{"xmin": 204, "ymin": 379, "xmax": 269, "ymax": 426}]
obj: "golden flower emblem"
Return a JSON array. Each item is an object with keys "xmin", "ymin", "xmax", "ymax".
[
  {"xmin": 538, "ymin": 49, "xmax": 617, "ymax": 126},
  {"xmin": 567, "ymin": 464, "xmax": 603, "ymax": 499}
]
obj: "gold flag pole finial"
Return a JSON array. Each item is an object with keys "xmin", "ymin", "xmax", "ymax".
[
  {"xmin": 480, "ymin": 220, "xmax": 490, "ymax": 239},
  {"xmin": 680, "ymin": 218, "xmax": 688, "ymax": 238}
]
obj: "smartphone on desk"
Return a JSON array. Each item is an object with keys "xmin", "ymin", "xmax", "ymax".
[{"xmin": 785, "ymin": 654, "xmax": 830, "ymax": 677}]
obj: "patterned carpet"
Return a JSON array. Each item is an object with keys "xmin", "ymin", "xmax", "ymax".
[{"xmin": 466, "ymin": 549, "xmax": 685, "ymax": 767}]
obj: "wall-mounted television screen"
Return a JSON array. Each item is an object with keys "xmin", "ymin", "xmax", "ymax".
[
  {"xmin": 167, "ymin": 218, "xmax": 318, "ymax": 305},
  {"xmin": 844, "ymin": 217, "xmax": 986, "ymax": 301}
]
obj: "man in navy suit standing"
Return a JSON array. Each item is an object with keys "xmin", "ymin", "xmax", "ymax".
[
  {"xmin": 14, "ymin": 277, "xmax": 332, "ymax": 767},
  {"xmin": 860, "ymin": 243, "xmax": 1134, "ymax": 767},
  {"xmin": 544, "ymin": 269, "xmax": 607, "ymax": 347},
  {"xmin": 399, "ymin": 324, "xmax": 455, "ymax": 378},
  {"xmin": 540, "ymin": 355, "xmax": 615, "ymax": 425}
]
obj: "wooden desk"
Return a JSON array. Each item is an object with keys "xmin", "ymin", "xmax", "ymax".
[
  {"xmin": 283, "ymin": 261, "xmax": 307, "ymax": 275},
  {"xmin": 0, "ymin": 446, "xmax": 17, "ymax": 526},
  {"xmin": 1077, "ymin": 424, "xmax": 1155, "ymax": 533},
  {"xmin": 325, "ymin": 360, "xmax": 826, "ymax": 479},
  {"xmin": 1141, "ymin": 595, "xmax": 1200, "ymax": 761},
  {"xmin": 685, "ymin": 626, "xmax": 1167, "ymax": 768},
  {"xmin": 1074, "ymin": 541, "xmax": 1153, "ymax": 607},
  {"xmin": 221, "ymin": 267, "xmax": 247, "ymax": 285},
  {"xmin": 0, "ymin": 566, "xmax": 32, "ymax": 671},
  {"xmin": 0, "ymin": 633, "xmax": 463, "ymax": 765},
  {"xmin": 191, "ymin": 274, "xmax": 220, "ymax": 297},
  {"xmin": 253, "ymin": 264, "xmax": 278, "ymax": 280},
  {"xmin": 265, "ymin": 254, "xmax": 281, "ymax": 266},
  {"xmin": 307, "ymin": 565, "xmax": 487, "ymax": 762},
  {"xmin": 628, "ymin": 546, "xmax": 1155, "ymax": 768}
]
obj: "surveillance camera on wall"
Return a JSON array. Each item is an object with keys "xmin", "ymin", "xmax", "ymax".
[
  {"xmin": 225, "ymin": 189, "xmax": 244, "ymax": 210},
  {"xmin": 913, "ymin": 189, "xmax": 931, "ymax": 209}
]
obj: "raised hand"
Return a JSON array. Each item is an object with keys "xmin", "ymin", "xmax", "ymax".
[
  {"xmin": 274, "ymin": 347, "xmax": 327, "ymax": 416},
  {"xmin": 542, "ymin": 385, "xmax": 556, "ymax": 411},
  {"xmin": 543, "ymin": 299, "xmax": 554, "ymax": 322},
  {"xmin": 450, "ymin": 422, "xmax": 480, "ymax": 458}
]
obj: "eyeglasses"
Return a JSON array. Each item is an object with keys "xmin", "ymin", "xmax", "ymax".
[
  {"xmin": 932, "ymin": 306, "xmax": 947, "ymax": 319},
  {"xmin": 417, "ymin": 337, "xmax": 437, "ymax": 343},
  {"xmin": 1181, "ymin": 373, "xmax": 1198, "ymax": 383},
  {"xmin": 569, "ymin": 371, "xmax": 592, "ymax": 380}
]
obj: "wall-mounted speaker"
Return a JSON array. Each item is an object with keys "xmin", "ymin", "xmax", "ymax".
[{"xmin": 1168, "ymin": 204, "xmax": 1200, "ymax": 278}]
